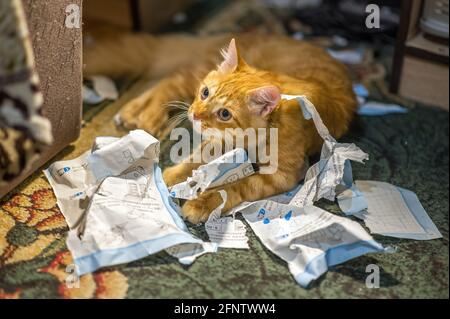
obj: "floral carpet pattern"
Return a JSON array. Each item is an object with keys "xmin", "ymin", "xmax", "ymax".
[{"xmin": 0, "ymin": 178, "xmax": 128, "ymax": 299}]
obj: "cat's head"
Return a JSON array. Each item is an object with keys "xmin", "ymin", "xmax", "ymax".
[{"xmin": 188, "ymin": 39, "xmax": 281, "ymax": 134}]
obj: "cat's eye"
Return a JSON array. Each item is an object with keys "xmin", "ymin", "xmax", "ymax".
[
  {"xmin": 217, "ymin": 108, "xmax": 232, "ymax": 121},
  {"xmin": 201, "ymin": 87, "xmax": 209, "ymax": 100}
]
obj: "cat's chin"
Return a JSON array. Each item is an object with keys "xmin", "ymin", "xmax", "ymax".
[{"xmin": 190, "ymin": 119, "xmax": 203, "ymax": 133}]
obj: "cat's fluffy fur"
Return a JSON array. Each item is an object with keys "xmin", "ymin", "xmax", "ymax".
[{"xmin": 84, "ymin": 31, "xmax": 357, "ymax": 223}]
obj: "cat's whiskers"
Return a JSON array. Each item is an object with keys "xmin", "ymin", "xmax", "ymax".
[
  {"xmin": 170, "ymin": 100, "xmax": 191, "ymax": 107},
  {"xmin": 162, "ymin": 100, "xmax": 190, "ymax": 129},
  {"xmin": 163, "ymin": 100, "xmax": 191, "ymax": 112},
  {"xmin": 166, "ymin": 112, "xmax": 188, "ymax": 128},
  {"xmin": 162, "ymin": 103, "xmax": 189, "ymax": 112}
]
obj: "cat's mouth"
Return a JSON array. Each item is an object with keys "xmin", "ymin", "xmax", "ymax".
[
  {"xmin": 189, "ymin": 117, "xmax": 206, "ymax": 133},
  {"xmin": 188, "ymin": 111, "xmax": 206, "ymax": 131},
  {"xmin": 188, "ymin": 110, "xmax": 204, "ymax": 122},
  {"xmin": 187, "ymin": 111, "xmax": 195, "ymax": 123}
]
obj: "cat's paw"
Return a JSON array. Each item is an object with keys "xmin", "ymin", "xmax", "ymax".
[
  {"xmin": 117, "ymin": 91, "xmax": 170, "ymax": 138},
  {"xmin": 136, "ymin": 104, "xmax": 170, "ymax": 138},
  {"xmin": 116, "ymin": 97, "xmax": 144, "ymax": 130},
  {"xmin": 162, "ymin": 166, "xmax": 185, "ymax": 187},
  {"xmin": 182, "ymin": 191, "xmax": 222, "ymax": 224}
]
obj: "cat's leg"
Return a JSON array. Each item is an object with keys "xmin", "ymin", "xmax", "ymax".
[
  {"xmin": 117, "ymin": 86, "xmax": 156, "ymax": 130},
  {"xmin": 162, "ymin": 140, "xmax": 215, "ymax": 186},
  {"xmin": 163, "ymin": 161, "xmax": 201, "ymax": 187},
  {"xmin": 182, "ymin": 171, "xmax": 299, "ymax": 224},
  {"xmin": 117, "ymin": 67, "xmax": 210, "ymax": 139},
  {"xmin": 117, "ymin": 76, "xmax": 192, "ymax": 138}
]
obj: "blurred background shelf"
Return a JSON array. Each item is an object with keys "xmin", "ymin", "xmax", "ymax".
[
  {"xmin": 391, "ymin": 0, "xmax": 449, "ymax": 111},
  {"xmin": 83, "ymin": 0, "xmax": 197, "ymax": 32}
]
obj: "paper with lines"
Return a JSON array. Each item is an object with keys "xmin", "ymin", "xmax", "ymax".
[
  {"xmin": 281, "ymin": 94, "xmax": 369, "ymax": 208},
  {"xmin": 44, "ymin": 130, "xmax": 217, "ymax": 275},
  {"xmin": 338, "ymin": 180, "xmax": 442, "ymax": 240},
  {"xmin": 205, "ymin": 191, "xmax": 250, "ymax": 249},
  {"xmin": 168, "ymin": 148, "xmax": 255, "ymax": 200},
  {"xmin": 230, "ymin": 199, "xmax": 386, "ymax": 288},
  {"xmin": 358, "ymin": 181, "xmax": 422, "ymax": 234}
]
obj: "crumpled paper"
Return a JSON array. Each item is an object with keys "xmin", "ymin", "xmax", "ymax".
[
  {"xmin": 44, "ymin": 130, "xmax": 217, "ymax": 275},
  {"xmin": 83, "ymin": 75, "xmax": 119, "ymax": 105},
  {"xmin": 44, "ymin": 92, "xmax": 435, "ymax": 288},
  {"xmin": 281, "ymin": 95, "xmax": 369, "ymax": 208},
  {"xmin": 205, "ymin": 191, "xmax": 250, "ymax": 249},
  {"xmin": 169, "ymin": 148, "xmax": 255, "ymax": 200},
  {"xmin": 234, "ymin": 200, "xmax": 386, "ymax": 287}
]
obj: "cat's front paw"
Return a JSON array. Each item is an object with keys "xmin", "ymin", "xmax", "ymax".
[
  {"xmin": 182, "ymin": 191, "xmax": 222, "ymax": 224},
  {"xmin": 163, "ymin": 165, "xmax": 189, "ymax": 187},
  {"xmin": 117, "ymin": 94, "xmax": 152, "ymax": 130},
  {"xmin": 162, "ymin": 167, "xmax": 178, "ymax": 187},
  {"xmin": 117, "ymin": 93, "xmax": 170, "ymax": 138}
]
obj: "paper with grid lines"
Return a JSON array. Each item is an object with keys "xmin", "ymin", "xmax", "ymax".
[
  {"xmin": 341, "ymin": 181, "xmax": 443, "ymax": 240},
  {"xmin": 44, "ymin": 130, "xmax": 218, "ymax": 275},
  {"xmin": 357, "ymin": 181, "xmax": 424, "ymax": 234}
]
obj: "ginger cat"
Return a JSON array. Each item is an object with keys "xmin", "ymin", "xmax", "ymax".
[{"xmin": 83, "ymin": 32, "xmax": 356, "ymax": 223}]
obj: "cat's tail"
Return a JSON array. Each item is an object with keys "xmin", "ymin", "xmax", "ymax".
[{"xmin": 83, "ymin": 28, "xmax": 158, "ymax": 78}]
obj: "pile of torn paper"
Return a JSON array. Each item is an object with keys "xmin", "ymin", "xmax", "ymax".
[
  {"xmin": 44, "ymin": 130, "xmax": 217, "ymax": 275},
  {"xmin": 44, "ymin": 95, "xmax": 441, "ymax": 288}
]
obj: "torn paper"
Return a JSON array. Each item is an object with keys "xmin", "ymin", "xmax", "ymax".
[
  {"xmin": 338, "ymin": 181, "xmax": 442, "ymax": 240},
  {"xmin": 267, "ymin": 184, "xmax": 304, "ymax": 205},
  {"xmin": 44, "ymin": 130, "xmax": 216, "ymax": 275},
  {"xmin": 336, "ymin": 183, "xmax": 368, "ymax": 215},
  {"xmin": 83, "ymin": 75, "xmax": 119, "ymax": 105},
  {"xmin": 352, "ymin": 83, "xmax": 408, "ymax": 116},
  {"xmin": 166, "ymin": 242, "xmax": 217, "ymax": 265},
  {"xmin": 169, "ymin": 148, "xmax": 255, "ymax": 200},
  {"xmin": 328, "ymin": 48, "xmax": 365, "ymax": 65},
  {"xmin": 357, "ymin": 101, "xmax": 408, "ymax": 116},
  {"xmin": 91, "ymin": 136, "xmax": 120, "ymax": 152},
  {"xmin": 353, "ymin": 83, "xmax": 369, "ymax": 106},
  {"xmin": 205, "ymin": 191, "xmax": 249, "ymax": 249},
  {"xmin": 353, "ymin": 83, "xmax": 369, "ymax": 99},
  {"xmin": 44, "ymin": 130, "xmax": 160, "ymax": 231},
  {"xmin": 230, "ymin": 200, "xmax": 386, "ymax": 288},
  {"xmin": 281, "ymin": 95, "xmax": 369, "ymax": 208}
]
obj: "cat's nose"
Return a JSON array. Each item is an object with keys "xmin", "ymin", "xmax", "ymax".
[{"xmin": 193, "ymin": 113, "xmax": 202, "ymax": 121}]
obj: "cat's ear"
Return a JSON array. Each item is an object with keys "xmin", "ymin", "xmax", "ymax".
[
  {"xmin": 248, "ymin": 86, "xmax": 281, "ymax": 117},
  {"xmin": 218, "ymin": 38, "xmax": 246, "ymax": 73}
]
